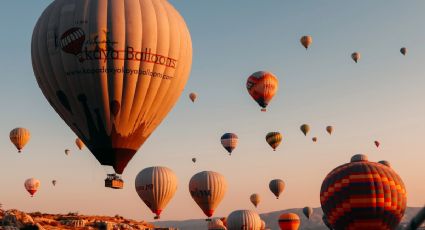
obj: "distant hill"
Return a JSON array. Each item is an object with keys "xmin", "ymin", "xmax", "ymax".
[{"xmin": 155, "ymin": 207, "xmax": 424, "ymax": 230}]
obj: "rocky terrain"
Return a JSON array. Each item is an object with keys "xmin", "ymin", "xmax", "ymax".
[{"xmin": 0, "ymin": 208, "xmax": 157, "ymax": 230}]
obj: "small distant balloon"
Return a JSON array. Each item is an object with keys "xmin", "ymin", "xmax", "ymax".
[
  {"xmin": 400, "ymin": 47, "xmax": 407, "ymax": 56},
  {"xmin": 246, "ymin": 71, "xmax": 279, "ymax": 112},
  {"xmin": 189, "ymin": 92, "xmax": 197, "ymax": 103},
  {"xmin": 351, "ymin": 52, "xmax": 361, "ymax": 63},
  {"xmin": 192, "ymin": 158, "xmax": 196, "ymax": 163},
  {"xmin": 378, "ymin": 160, "xmax": 391, "ymax": 167},
  {"xmin": 52, "ymin": 180, "xmax": 57, "ymax": 186},
  {"xmin": 266, "ymin": 132, "xmax": 283, "ymax": 151},
  {"xmin": 221, "ymin": 133, "xmax": 238, "ymax": 155},
  {"xmin": 312, "ymin": 137, "xmax": 317, "ymax": 142},
  {"xmin": 374, "ymin": 140, "xmax": 380, "ymax": 148},
  {"xmin": 75, "ymin": 138, "xmax": 84, "ymax": 150},
  {"xmin": 300, "ymin": 35, "xmax": 312, "ymax": 50},
  {"xmin": 300, "ymin": 124, "xmax": 310, "ymax": 136},
  {"xmin": 24, "ymin": 178, "xmax": 40, "ymax": 197},
  {"xmin": 65, "ymin": 149, "xmax": 71, "ymax": 156},
  {"xmin": 269, "ymin": 179, "xmax": 285, "ymax": 199},
  {"xmin": 303, "ymin": 207, "xmax": 313, "ymax": 219},
  {"xmin": 326, "ymin": 126, "xmax": 333, "ymax": 135},
  {"xmin": 10, "ymin": 128, "xmax": 30, "ymax": 153},
  {"xmin": 250, "ymin": 193, "xmax": 261, "ymax": 208}
]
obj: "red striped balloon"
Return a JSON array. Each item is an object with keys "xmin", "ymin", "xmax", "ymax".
[{"xmin": 320, "ymin": 154, "xmax": 407, "ymax": 230}]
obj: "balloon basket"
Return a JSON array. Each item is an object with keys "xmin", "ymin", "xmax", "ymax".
[
  {"xmin": 261, "ymin": 108, "xmax": 266, "ymax": 112},
  {"xmin": 154, "ymin": 216, "xmax": 160, "ymax": 220},
  {"xmin": 205, "ymin": 218, "xmax": 212, "ymax": 222},
  {"xmin": 105, "ymin": 174, "xmax": 124, "ymax": 189}
]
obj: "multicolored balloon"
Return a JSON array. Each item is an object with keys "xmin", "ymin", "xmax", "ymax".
[
  {"xmin": 266, "ymin": 132, "xmax": 282, "ymax": 151},
  {"xmin": 227, "ymin": 210, "xmax": 262, "ymax": 230},
  {"xmin": 246, "ymin": 71, "xmax": 278, "ymax": 112},
  {"xmin": 189, "ymin": 171, "xmax": 227, "ymax": 219},
  {"xmin": 250, "ymin": 193, "xmax": 261, "ymax": 208},
  {"xmin": 221, "ymin": 133, "xmax": 238, "ymax": 155},
  {"xmin": 189, "ymin": 92, "xmax": 197, "ymax": 103},
  {"xmin": 269, "ymin": 179, "xmax": 285, "ymax": 199},
  {"xmin": 278, "ymin": 213, "xmax": 300, "ymax": 230},
  {"xmin": 300, "ymin": 35, "xmax": 312, "ymax": 50},
  {"xmin": 300, "ymin": 124, "xmax": 310, "ymax": 136},
  {"xmin": 351, "ymin": 52, "xmax": 361, "ymax": 63},
  {"xmin": 10, "ymin": 128, "xmax": 30, "ymax": 153},
  {"xmin": 320, "ymin": 154, "xmax": 407, "ymax": 230},
  {"xmin": 25, "ymin": 178, "xmax": 40, "ymax": 197},
  {"xmin": 135, "ymin": 166, "xmax": 178, "ymax": 219},
  {"xmin": 32, "ymin": 0, "xmax": 193, "ymax": 176},
  {"xmin": 303, "ymin": 207, "xmax": 313, "ymax": 219}
]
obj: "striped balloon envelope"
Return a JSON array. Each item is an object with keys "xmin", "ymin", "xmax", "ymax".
[
  {"xmin": 320, "ymin": 154, "xmax": 407, "ymax": 230},
  {"xmin": 278, "ymin": 213, "xmax": 300, "ymax": 230},
  {"xmin": 246, "ymin": 71, "xmax": 278, "ymax": 112},
  {"xmin": 266, "ymin": 132, "xmax": 282, "ymax": 151},
  {"xmin": 220, "ymin": 133, "xmax": 238, "ymax": 155}
]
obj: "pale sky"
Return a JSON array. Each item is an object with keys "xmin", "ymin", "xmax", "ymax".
[{"xmin": 1, "ymin": 0, "xmax": 425, "ymax": 221}]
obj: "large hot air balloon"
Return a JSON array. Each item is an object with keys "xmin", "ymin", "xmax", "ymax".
[
  {"xmin": 300, "ymin": 35, "xmax": 312, "ymax": 50},
  {"xmin": 300, "ymin": 124, "xmax": 310, "ymax": 136},
  {"xmin": 351, "ymin": 52, "xmax": 361, "ymax": 63},
  {"xmin": 302, "ymin": 207, "xmax": 313, "ymax": 219},
  {"xmin": 250, "ymin": 193, "xmax": 261, "ymax": 208},
  {"xmin": 189, "ymin": 171, "xmax": 227, "ymax": 220},
  {"xmin": 400, "ymin": 47, "xmax": 407, "ymax": 56},
  {"xmin": 246, "ymin": 71, "xmax": 278, "ymax": 112},
  {"xmin": 278, "ymin": 213, "xmax": 300, "ymax": 230},
  {"xmin": 269, "ymin": 179, "xmax": 285, "ymax": 199},
  {"xmin": 64, "ymin": 149, "xmax": 71, "ymax": 156},
  {"xmin": 135, "ymin": 166, "xmax": 178, "ymax": 219},
  {"xmin": 9, "ymin": 128, "xmax": 30, "ymax": 153},
  {"xmin": 266, "ymin": 132, "xmax": 282, "ymax": 151},
  {"xmin": 220, "ymin": 133, "xmax": 238, "ymax": 155},
  {"xmin": 320, "ymin": 154, "xmax": 407, "ymax": 230},
  {"xmin": 32, "ymin": 0, "xmax": 193, "ymax": 187},
  {"xmin": 24, "ymin": 178, "xmax": 40, "ymax": 197},
  {"xmin": 227, "ymin": 210, "xmax": 262, "ymax": 230},
  {"xmin": 374, "ymin": 140, "xmax": 380, "ymax": 148},
  {"xmin": 75, "ymin": 138, "xmax": 84, "ymax": 150},
  {"xmin": 326, "ymin": 126, "xmax": 333, "ymax": 135},
  {"xmin": 189, "ymin": 92, "xmax": 197, "ymax": 103},
  {"xmin": 208, "ymin": 218, "xmax": 227, "ymax": 230},
  {"xmin": 52, "ymin": 180, "xmax": 57, "ymax": 186}
]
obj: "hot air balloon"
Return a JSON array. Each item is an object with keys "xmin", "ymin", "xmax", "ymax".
[
  {"xmin": 300, "ymin": 35, "xmax": 312, "ymax": 50},
  {"xmin": 189, "ymin": 92, "xmax": 197, "ymax": 103},
  {"xmin": 135, "ymin": 166, "xmax": 178, "ymax": 219},
  {"xmin": 52, "ymin": 180, "xmax": 57, "ymax": 186},
  {"xmin": 266, "ymin": 132, "xmax": 282, "ymax": 151},
  {"xmin": 300, "ymin": 124, "xmax": 310, "ymax": 136},
  {"xmin": 208, "ymin": 219, "xmax": 227, "ymax": 230},
  {"xmin": 24, "ymin": 178, "xmax": 40, "ymax": 197},
  {"xmin": 227, "ymin": 210, "xmax": 262, "ymax": 230},
  {"xmin": 320, "ymin": 154, "xmax": 407, "ymax": 230},
  {"xmin": 32, "ymin": 0, "xmax": 193, "ymax": 188},
  {"xmin": 374, "ymin": 140, "xmax": 380, "ymax": 148},
  {"xmin": 192, "ymin": 158, "xmax": 197, "ymax": 163},
  {"xmin": 75, "ymin": 138, "xmax": 84, "ymax": 150},
  {"xmin": 400, "ymin": 47, "xmax": 407, "ymax": 56},
  {"xmin": 220, "ymin": 217, "xmax": 228, "ymax": 228},
  {"xmin": 312, "ymin": 137, "xmax": 317, "ymax": 142},
  {"xmin": 64, "ymin": 149, "xmax": 71, "ymax": 156},
  {"xmin": 351, "ymin": 52, "xmax": 361, "ymax": 63},
  {"xmin": 302, "ymin": 207, "xmax": 313, "ymax": 219},
  {"xmin": 326, "ymin": 126, "xmax": 333, "ymax": 135},
  {"xmin": 250, "ymin": 193, "xmax": 261, "ymax": 208},
  {"xmin": 9, "ymin": 128, "xmax": 30, "ymax": 153},
  {"xmin": 322, "ymin": 215, "xmax": 333, "ymax": 230},
  {"xmin": 189, "ymin": 171, "xmax": 227, "ymax": 220},
  {"xmin": 221, "ymin": 133, "xmax": 238, "ymax": 155},
  {"xmin": 278, "ymin": 213, "xmax": 300, "ymax": 230},
  {"xmin": 269, "ymin": 179, "xmax": 285, "ymax": 199},
  {"xmin": 378, "ymin": 160, "xmax": 391, "ymax": 167},
  {"xmin": 246, "ymin": 71, "xmax": 278, "ymax": 112}
]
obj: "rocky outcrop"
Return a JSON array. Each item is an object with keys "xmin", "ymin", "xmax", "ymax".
[{"xmin": 2, "ymin": 210, "xmax": 34, "ymax": 228}]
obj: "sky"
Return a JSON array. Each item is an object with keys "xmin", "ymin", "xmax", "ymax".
[{"xmin": 1, "ymin": 0, "xmax": 425, "ymax": 222}]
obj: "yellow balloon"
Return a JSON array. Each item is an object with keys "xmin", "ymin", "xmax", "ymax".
[{"xmin": 10, "ymin": 128, "xmax": 30, "ymax": 153}]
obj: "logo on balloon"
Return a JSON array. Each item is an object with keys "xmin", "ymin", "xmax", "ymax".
[{"xmin": 60, "ymin": 27, "xmax": 86, "ymax": 62}]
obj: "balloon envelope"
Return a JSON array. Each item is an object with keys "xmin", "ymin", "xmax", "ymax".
[
  {"xmin": 25, "ymin": 178, "xmax": 40, "ymax": 197},
  {"xmin": 300, "ymin": 35, "xmax": 312, "ymax": 49},
  {"xmin": 189, "ymin": 171, "xmax": 227, "ymax": 218},
  {"xmin": 246, "ymin": 71, "xmax": 278, "ymax": 112},
  {"xmin": 189, "ymin": 92, "xmax": 197, "ymax": 102},
  {"xmin": 250, "ymin": 193, "xmax": 261, "ymax": 208},
  {"xmin": 75, "ymin": 138, "xmax": 84, "ymax": 150},
  {"xmin": 351, "ymin": 52, "xmax": 361, "ymax": 63},
  {"xmin": 326, "ymin": 126, "xmax": 333, "ymax": 135},
  {"xmin": 278, "ymin": 213, "xmax": 300, "ymax": 230},
  {"xmin": 266, "ymin": 132, "xmax": 282, "ymax": 151},
  {"xmin": 221, "ymin": 133, "xmax": 238, "ymax": 154},
  {"xmin": 32, "ymin": 0, "xmax": 193, "ymax": 175},
  {"xmin": 269, "ymin": 179, "xmax": 285, "ymax": 199},
  {"xmin": 227, "ymin": 210, "xmax": 262, "ymax": 230},
  {"xmin": 300, "ymin": 124, "xmax": 310, "ymax": 136},
  {"xmin": 10, "ymin": 128, "xmax": 30, "ymax": 153},
  {"xmin": 135, "ymin": 166, "xmax": 178, "ymax": 219}
]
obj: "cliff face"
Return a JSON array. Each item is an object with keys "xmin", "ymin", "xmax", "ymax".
[{"xmin": 0, "ymin": 209, "xmax": 156, "ymax": 230}]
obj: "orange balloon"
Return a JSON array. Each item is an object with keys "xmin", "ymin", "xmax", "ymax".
[
  {"xmin": 75, "ymin": 138, "xmax": 85, "ymax": 150},
  {"xmin": 10, "ymin": 128, "xmax": 30, "ymax": 153},
  {"xmin": 279, "ymin": 213, "xmax": 300, "ymax": 230}
]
